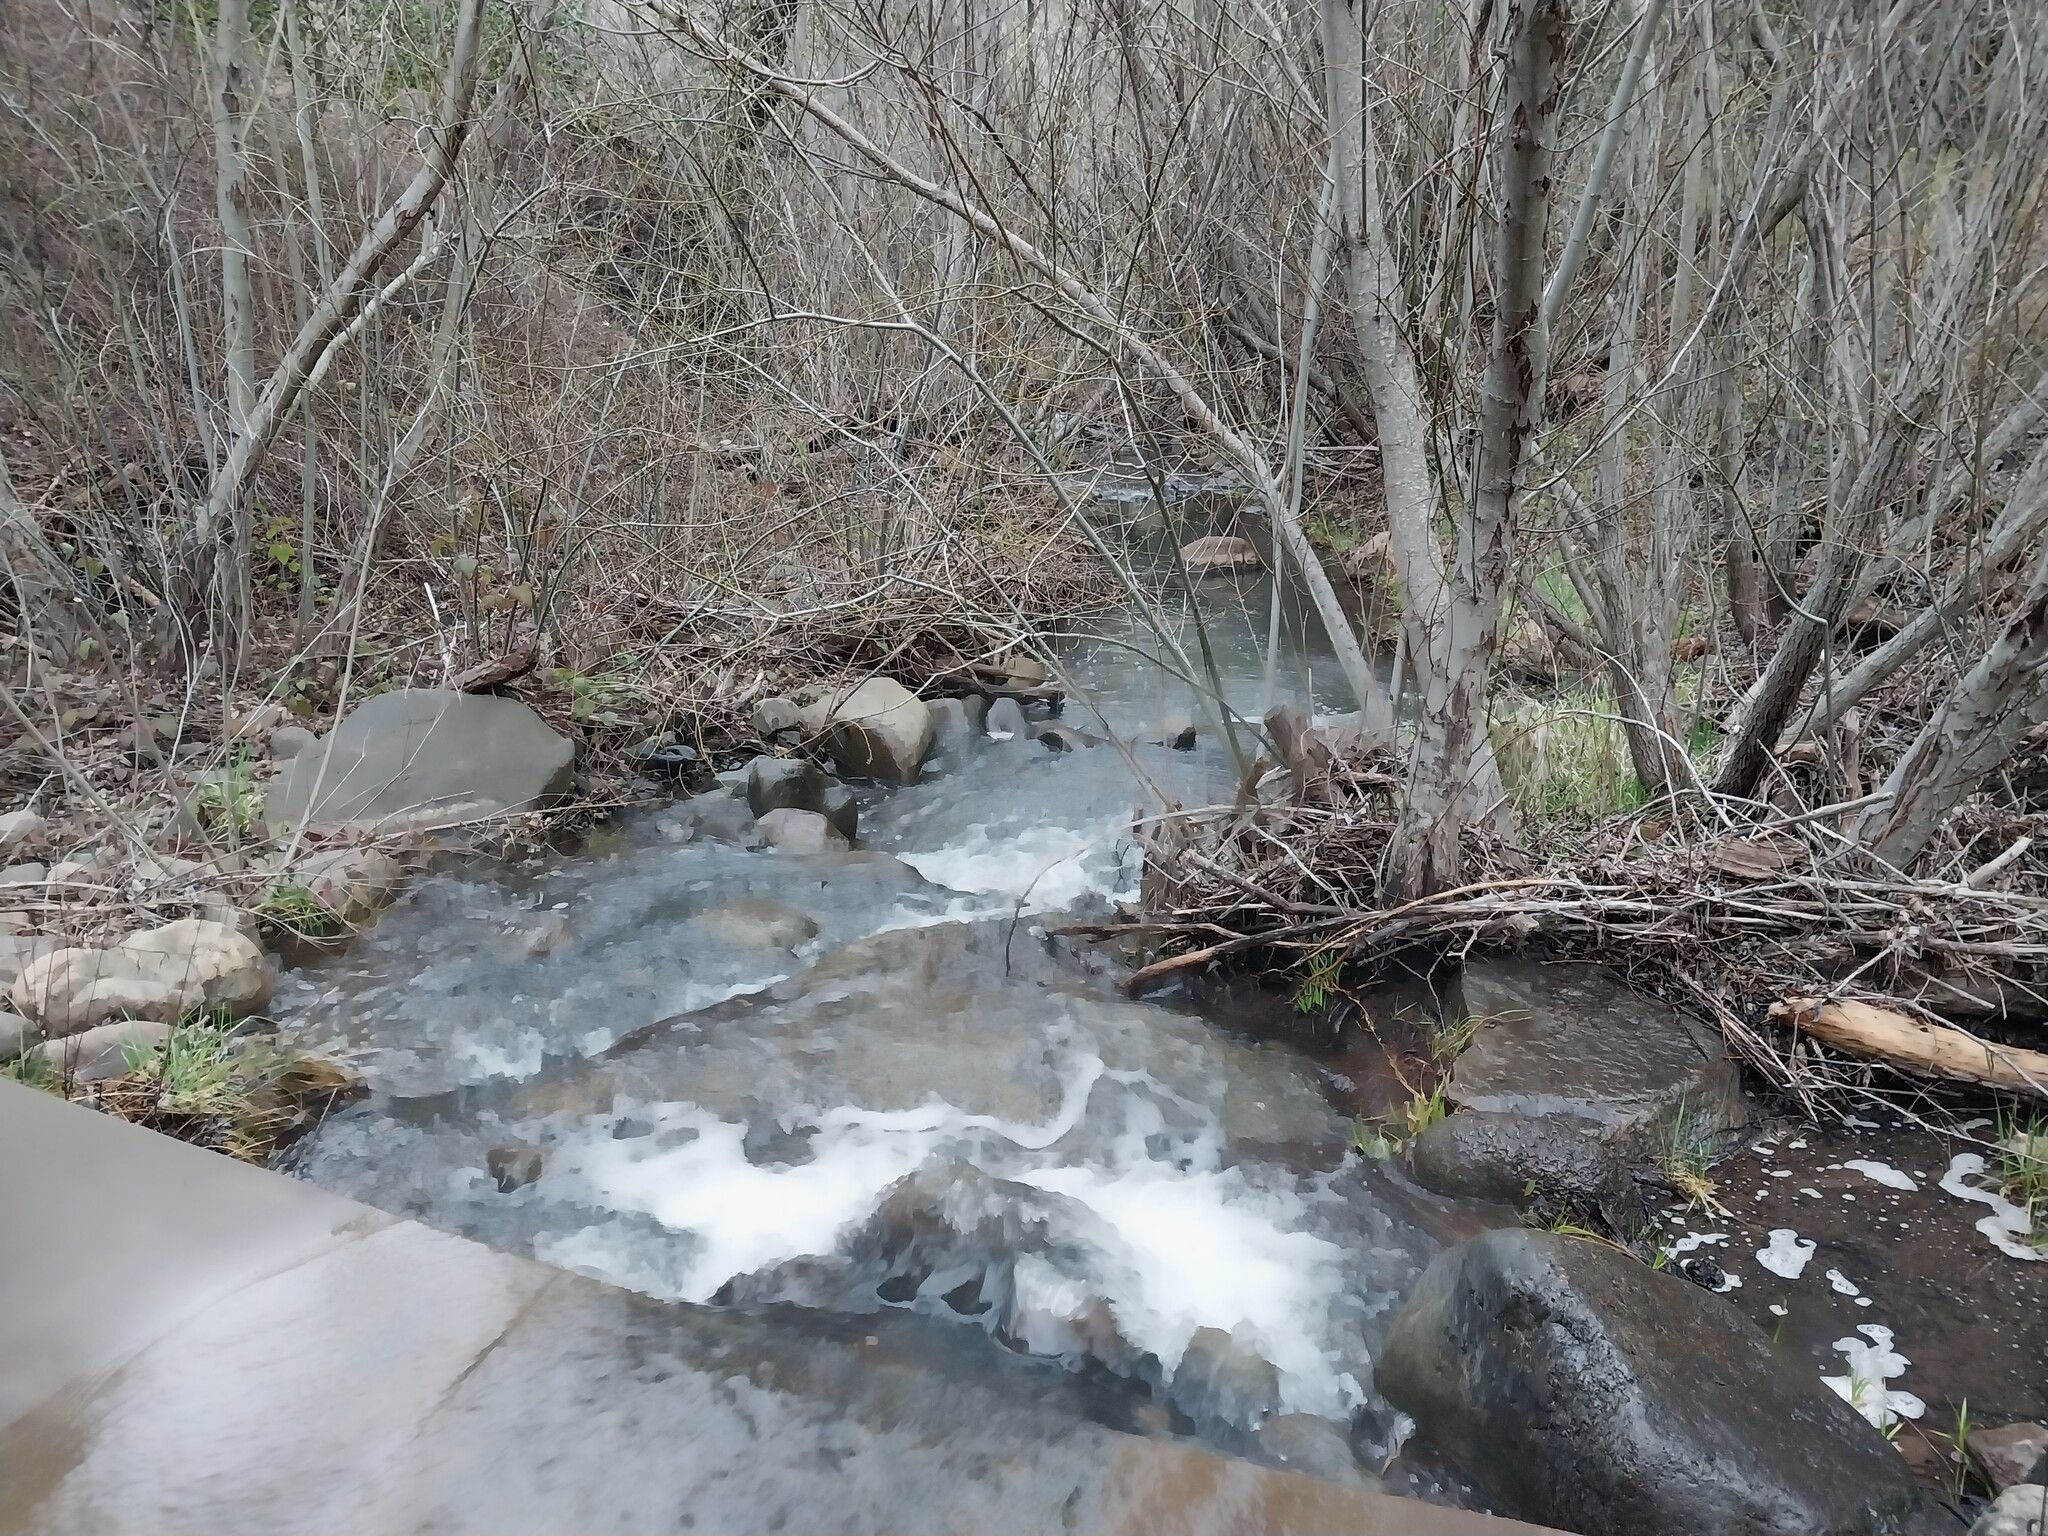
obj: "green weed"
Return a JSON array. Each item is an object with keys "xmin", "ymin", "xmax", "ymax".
[
  {"xmin": 1492, "ymin": 687, "xmax": 1645, "ymax": 829},
  {"xmin": 1995, "ymin": 1110, "xmax": 2048, "ymax": 1248},
  {"xmin": 1658, "ymin": 1096, "xmax": 1728, "ymax": 1216},
  {"xmin": 254, "ymin": 883, "xmax": 345, "ymax": 941},
  {"xmin": 192, "ymin": 748, "xmax": 264, "ymax": 839},
  {"xmin": 1294, "ymin": 948, "xmax": 1346, "ymax": 1014}
]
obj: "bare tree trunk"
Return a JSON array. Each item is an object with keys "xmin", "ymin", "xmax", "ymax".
[
  {"xmin": 197, "ymin": 0, "xmax": 489, "ymax": 546},
  {"xmin": 1390, "ymin": 0, "xmax": 1564, "ymax": 894},
  {"xmin": 1854, "ymin": 549, "xmax": 2048, "ymax": 868}
]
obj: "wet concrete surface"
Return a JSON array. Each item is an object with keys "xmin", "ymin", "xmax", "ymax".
[{"xmin": 0, "ymin": 1080, "xmax": 1559, "ymax": 1536}]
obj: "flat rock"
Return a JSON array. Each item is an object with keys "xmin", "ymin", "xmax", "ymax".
[
  {"xmin": 1379, "ymin": 1228, "xmax": 1922, "ymax": 1536},
  {"xmin": 0, "ymin": 863, "xmax": 47, "ymax": 889},
  {"xmin": 1410, "ymin": 959, "xmax": 1745, "ymax": 1215},
  {"xmin": 1180, "ymin": 534, "xmax": 1262, "ymax": 572},
  {"xmin": 266, "ymin": 689, "xmax": 575, "ymax": 835},
  {"xmin": 26, "ymin": 1018, "xmax": 174, "ymax": 1084}
]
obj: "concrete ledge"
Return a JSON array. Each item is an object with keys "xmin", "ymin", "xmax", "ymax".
[{"xmin": 0, "ymin": 1082, "xmax": 1561, "ymax": 1535}]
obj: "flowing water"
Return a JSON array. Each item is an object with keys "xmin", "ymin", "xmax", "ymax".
[{"xmin": 275, "ymin": 569, "xmax": 1473, "ymax": 1493}]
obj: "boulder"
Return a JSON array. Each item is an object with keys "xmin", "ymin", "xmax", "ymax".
[
  {"xmin": 0, "ymin": 810, "xmax": 48, "ymax": 854},
  {"xmin": 820, "ymin": 678, "xmax": 934, "ymax": 784},
  {"xmin": 26, "ymin": 1018, "xmax": 174, "ymax": 1084},
  {"xmin": 666, "ymin": 790, "xmax": 756, "ymax": 846},
  {"xmin": 927, "ymin": 697, "xmax": 984, "ymax": 752},
  {"xmin": 267, "ymin": 725, "xmax": 319, "ymax": 762},
  {"xmin": 288, "ymin": 846, "xmax": 404, "ymax": 925},
  {"xmin": 1379, "ymin": 1229, "xmax": 1921, "ymax": 1536},
  {"xmin": 745, "ymin": 757, "xmax": 857, "ymax": 842},
  {"xmin": 1974, "ymin": 1489, "xmax": 2048, "ymax": 1536},
  {"xmin": 751, "ymin": 696, "xmax": 803, "ymax": 737},
  {"xmin": 10, "ymin": 919, "xmax": 273, "ymax": 1038},
  {"xmin": 1180, "ymin": 534, "xmax": 1262, "ymax": 572},
  {"xmin": 265, "ymin": 689, "xmax": 575, "ymax": 835},
  {"xmin": 1974, "ymin": 1426, "xmax": 2048, "ymax": 1495},
  {"xmin": 985, "ymin": 697, "xmax": 1030, "ymax": 740},
  {"xmin": 1408, "ymin": 958, "xmax": 1746, "ymax": 1219},
  {"xmin": 752, "ymin": 808, "xmax": 851, "ymax": 854},
  {"xmin": 0, "ymin": 1009, "xmax": 34, "ymax": 1063},
  {"xmin": 1151, "ymin": 712, "xmax": 1197, "ymax": 751}
]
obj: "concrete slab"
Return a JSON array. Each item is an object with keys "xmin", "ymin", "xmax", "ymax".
[{"xmin": 0, "ymin": 1082, "xmax": 1562, "ymax": 1535}]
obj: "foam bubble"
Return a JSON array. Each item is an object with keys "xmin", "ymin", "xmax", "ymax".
[
  {"xmin": 1822, "ymin": 1324, "xmax": 1924, "ymax": 1428},
  {"xmin": 1757, "ymin": 1229, "xmax": 1816, "ymax": 1278},
  {"xmin": 1843, "ymin": 1159, "xmax": 1918, "ymax": 1192},
  {"xmin": 899, "ymin": 817, "xmax": 1137, "ymax": 912},
  {"xmin": 1939, "ymin": 1154, "xmax": 2045, "ymax": 1262}
]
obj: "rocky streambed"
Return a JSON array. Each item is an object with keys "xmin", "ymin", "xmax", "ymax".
[{"xmin": 8, "ymin": 571, "xmax": 2045, "ymax": 1536}]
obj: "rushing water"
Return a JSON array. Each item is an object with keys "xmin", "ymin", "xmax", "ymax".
[{"xmin": 276, "ymin": 569, "xmax": 1464, "ymax": 1489}]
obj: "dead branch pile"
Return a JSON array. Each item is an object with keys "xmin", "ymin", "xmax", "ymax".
[{"xmin": 1119, "ymin": 727, "xmax": 2048, "ymax": 1104}]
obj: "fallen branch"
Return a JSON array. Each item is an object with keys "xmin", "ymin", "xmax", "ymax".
[{"xmin": 1770, "ymin": 997, "xmax": 2048, "ymax": 1099}]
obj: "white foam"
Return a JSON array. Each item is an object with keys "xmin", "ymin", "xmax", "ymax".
[
  {"xmin": 1757, "ymin": 1229, "xmax": 1816, "ymax": 1278},
  {"xmin": 1019, "ymin": 1160, "xmax": 1352, "ymax": 1416},
  {"xmin": 449, "ymin": 1027, "xmax": 546, "ymax": 1082},
  {"xmin": 1939, "ymin": 1153, "xmax": 2045, "ymax": 1262},
  {"xmin": 899, "ymin": 817, "xmax": 1137, "ymax": 912},
  {"xmin": 535, "ymin": 1052, "xmax": 1358, "ymax": 1415},
  {"xmin": 1825, "ymin": 1268, "xmax": 1860, "ymax": 1296},
  {"xmin": 1843, "ymin": 1159, "xmax": 1918, "ymax": 1192},
  {"xmin": 1822, "ymin": 1324, "xmax": 1925, "ymax": 1428}
]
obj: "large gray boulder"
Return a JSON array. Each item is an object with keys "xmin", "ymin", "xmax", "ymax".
[
  {"xmin": 266, "ymin": 689, "xmax": 575, "ymax": 835},
  {"xmin": 1378, "ymin": 1229, "xmax": 1924, "ymax": 1536},
  {"xmin": 9, "ymin": 919, "xmax": 273, "ymax": 1038},
  {"xmin": 1410, "ymin": 959, "xmax": 1746, "ymax": 1218},
  {"xmin": 816, "ymin": 678, "xmax": 934, "ymax": 783}
]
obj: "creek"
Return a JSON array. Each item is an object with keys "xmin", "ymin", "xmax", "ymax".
[{"xmin": 270, "ymin": 566, "xmax": 1490, "ymax": 1500}]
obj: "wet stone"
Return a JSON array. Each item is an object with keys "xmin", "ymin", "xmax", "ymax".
[
  {"xmin": 1975, "ymin": 1425, "xmax": 2048, "ymax": 1494},
  {"xmin": 1973, "ymin": 1487, "xmax": 2048, "ymax": 1536},
  {"xmin": 1380, "ymin": 1228, "xmax": 1923, "ymax": 1536},
  {"xmin": 1410, "ymin": 958, "xmax": 1747, "ymax": 1219},
  {"xmin": 486, "ymin": 1145, "xmax": 545, "ymax": 1193},
  {"xmin": 1169, "ymin": 1325, "xmax": 1281, "ymax": 1432},
  {"xmin": 1255, "ymin": 1413, "xmax": 1379, "ymax": 1491},
  {"xmin": 752, "ymin": 808, "xmax": 851, "ymax": 853},
  {"xmin": 985, "ymin": 697, "xmax": 1029, "ymax": 739}
]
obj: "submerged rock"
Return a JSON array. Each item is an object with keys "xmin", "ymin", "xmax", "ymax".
[
  {"xmin": 267, "ymin": 689, "xmax": 574, "ymax": 835},
  {"xmin": 1409, "ymin": 958, "xmax": 1746, "ymax": 1221},
  {"xmin": 690, "ymin": 898, "xmax": 819, "ymax": 951},
  {"xmin": 752, "ymin": 808, "xmax": 851, "ymax": 853},
  {"xmin": 486, "ymin": 1144, "xmax": 545, "ymax": 1193},
  {"xmin": 1379, "ymin": 1229, "xmax": 1922, "ymax": 1536},
  {"xmin": 1179, "ymin": 534, "xmax": 1261, "ymax": 572},
  {"xmin": 1170, "ymin": 1325, "xmax": 1280, "ymax": 1432}
]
